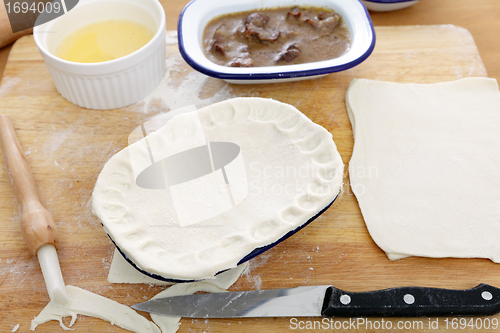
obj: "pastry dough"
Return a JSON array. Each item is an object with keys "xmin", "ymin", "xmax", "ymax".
[
  {"xmin": 30, "ymin": 285, "xmax": 161, "ymax": 332},
  {"xmin": 30, "ymin": 264, "xmax": 247, "ymax": 333},
  {"xmin": 347, "ymin": 77, "xmax": 500, "ymax": 261},
  {"xmin": 92, "ymin": 97, "xmax": 343, "ymax": 280}
]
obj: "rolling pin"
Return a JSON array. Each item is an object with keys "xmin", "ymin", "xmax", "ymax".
[{"xmin": 0, "ymin": 114, "xmax": 70, "ymax": 305}]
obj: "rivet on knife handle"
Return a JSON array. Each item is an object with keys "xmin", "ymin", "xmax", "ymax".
[{"xmin": 322, "ymin": 284, "xmax": 500, "ymax": 317}]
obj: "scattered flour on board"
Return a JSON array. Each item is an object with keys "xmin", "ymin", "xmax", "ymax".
[
  {"xmin": 41, "ymin": 129, "xmax": 72, "ymax": 157},
  {"xmin": 11, "ymin": 324, "xmax": 19, "ymax": 332},
  {"xmin": 0, "ymin": 76, "xmax": 22, "ymax": 96},
  {"xmin": 165, "ymin": 30, "xmax": 178, "ymax": 45},
  {"xmin": 242, "ymin": 253, "xmax": 273, "ymax": 290},
  {"xmin": 142, "ymin": 61, "xmax": 234, "ymax": 112},
  {"xmin": 138, "ymin": 31, "xmax": 236, "ymax": 114}
]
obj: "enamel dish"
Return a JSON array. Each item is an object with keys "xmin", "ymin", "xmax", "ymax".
[
  {"xmin": 92, "ymin": 98, "xmax": 344, "ymax": 282},
  {"xmin": 177, "ymin": 0, "xmax": 375, "ymax": 84},
  {"xmin": 361, "ymin": 0, "xmax": 419, "ymax": 12}
]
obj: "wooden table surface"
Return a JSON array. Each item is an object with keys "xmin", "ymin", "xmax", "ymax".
[{"xmin": 1, "ymin": 1, "xmax": 500, "ymax": 333}]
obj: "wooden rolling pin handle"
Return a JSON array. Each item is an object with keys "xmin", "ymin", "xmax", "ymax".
[
  {"xmin": 21, "ymin": 206, "xmax": 59, "ymax": 255},
  {"xmin": 0, "ymin": 114, "xmax": 59, "ymax": 256}
]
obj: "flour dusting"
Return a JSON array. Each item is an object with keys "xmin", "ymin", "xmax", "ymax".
[
  {"xmin": 242, "ymin": 253, "xmax": 273, "ymax": 290},
  {"xmin": 165, "ymin": 30, "xmax": 177, "ymax": 45},
  {"xmin": 0, "ymin": 76, "xmax": 22, "ymax": 96},
  {"xmin": 142, "ymin": 62, "xmax": 234, "ymax": 113},
  {"xmin": 138, "ymin": 31, "xmax": 235, "ymax": 115},
  {"xmin": 41, "ymin": 129, "xmax": 72, "ymax": 157}
]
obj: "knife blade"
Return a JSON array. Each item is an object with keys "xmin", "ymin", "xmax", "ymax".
[{"xmin": 132, "ymin": 284, "xmax": 500, "ymax": 318}]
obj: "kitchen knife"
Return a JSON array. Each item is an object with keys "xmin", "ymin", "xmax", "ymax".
[{"xmin": 132, "ymin": 284, "xmax": 500, "ymax": 318}]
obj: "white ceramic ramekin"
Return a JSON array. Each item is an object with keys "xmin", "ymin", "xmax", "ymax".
[{"xmin": 33, "ymin": 0, "xmax": 166, "ymax": 110}]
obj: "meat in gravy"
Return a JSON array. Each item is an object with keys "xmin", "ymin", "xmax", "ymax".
[{"xmin": 202, "ymin": 6, "xmax": 351, "ymax": 67}]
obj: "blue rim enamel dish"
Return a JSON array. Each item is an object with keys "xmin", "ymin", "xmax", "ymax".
[
  {"xmin": 178, "ymin": 0, "xmax": 375, "ymax": 84},
  {"xmin": 113, "ymin": 194, "xmax": 339, "ymax": 283},
  {"xmin": 361, "ymin": 0, "xmax": 419, "ymax": 12}
]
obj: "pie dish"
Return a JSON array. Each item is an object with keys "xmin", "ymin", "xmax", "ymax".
[
  {"xmin": 177, "ymin": 0, "xmax": 375, "ymax": 84},
  {"xmin": 92, "ymin": 98, "xmax": 344, "ymax": 281},
  {"xmin": 360, "ymin": 0, "xmax": 419, "ymax": 12}
]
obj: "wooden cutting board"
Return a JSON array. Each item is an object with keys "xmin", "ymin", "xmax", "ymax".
[{"xmin": 0, "ymin": 25, "xmax": 495, "ymax": 333}]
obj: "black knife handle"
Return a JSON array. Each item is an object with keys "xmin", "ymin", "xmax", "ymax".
[{"xmin": 321, "ymin": 284, "xmax": 500, "ymax": 317}]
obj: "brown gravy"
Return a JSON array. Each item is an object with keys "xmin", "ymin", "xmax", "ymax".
[{"xmin": 202, "ymin": 6, "xmax": 351, "ymax": 67}]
